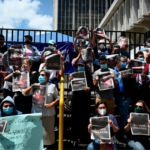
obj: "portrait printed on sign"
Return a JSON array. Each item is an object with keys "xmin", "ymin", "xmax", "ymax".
[
  {"xmin": 0, "ymin": 72, "xmax": 8, "ymax": 90},
  {"xmin": 32, "ymin": 85, "xmax": 47, "ymax": 107},
  {"xmin": 106, "ymin": 54, "xmax": 118, "ymax": 68},
  {"xmin": 98, "ymin": 72, "xmax": 114, "ymax": 91},
  {"xmin": 8, "ymin": 45, "xmax": 23, "ymax": 66},
  {"xmin": 95, "ymin": 28, "xmax": 106, "ymax": 39},
  {"xmin": 130, "ymin": 113, "xmax": 149, "ymax": 136},
  {"xmin": 118, "ymin": 69, "xmax": 132, "ymax": 81},
  {"xmin": 117, "ymin": 37, "xmax": 129, "ymax": 47},
  {"xmin": 91, "ymin": 116, "xmax": 110, "ymax": 140},
  {"xmin": 77, "ymin": 26, "xmax": 89, "ymax": 40},
  {"xmin": 81, "ymin": 48, "xmax": 93, "ymax": 64},
  {"xmin": 12, "ymin": 72, "xmax": 29, "ymax": 92}
]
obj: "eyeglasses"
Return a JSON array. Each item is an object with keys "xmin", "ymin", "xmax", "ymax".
[
  {"xmin": 40, "ymin": 74, "xmax": 45, "ymax": 77},
  {"xmin": 135, "ymin": 105, "xmax": 143, "ymax": 109},
  {"xmin": 98, "ymin": 107, "xmax": 106, "ymax": 109}
]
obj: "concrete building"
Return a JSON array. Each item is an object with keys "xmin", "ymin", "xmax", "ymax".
[{"xmin": 53, "ymin": 0, "xmax": 114, "ymax": 32}]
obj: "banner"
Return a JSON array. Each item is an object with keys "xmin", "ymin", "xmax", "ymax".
[
  {"xmin": 71, "ymin": 71, "xmax": 87, "ymax": 91},
  {"xmin": 32, "ymin": 85, "xmax": 47, "ymax": 107},
  {"xmin": 0, "ymin": 120, "xmax": 7, "ymax": 133},
  {"xmin": 130, "ymin": 113, "xmax": 149, "ymax": 136},
  {"xmin": 91, "ymin": 116, "xmax": 110, "ymax": 140},
  {"xmin": 0, "ymin": 113, "xmax": 43, "ymax": 150}
]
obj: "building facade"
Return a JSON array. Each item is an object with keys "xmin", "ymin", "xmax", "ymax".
[{"xmin": 53, "ymin": 0, "xmax": 114, "ymax": 32}]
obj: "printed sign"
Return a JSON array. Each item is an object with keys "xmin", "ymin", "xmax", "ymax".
[
  {"xmin": 81, "ymin": 48, "xmax": 93, "ymax": 63},
  {"xmin": 106, "ymin": 54, "xmax": 118, "ymax": 68},
  {"xmin": 130, "ymin": 113, "xmax": 149, "ymax": 136},
  {"xmin": 95, "ymin": 28, "xmax": 106, "ymax": 39},
  {"xmin": 91, "ymin": 116, "xmax": 110, "ymax": 140},
  {"xmin": 118, "ymin": 69, "xmax": 132, "ymax": 81},
  {"xmin": 77, "ymin": 26, "xmax": 89, "ymax": 40}
]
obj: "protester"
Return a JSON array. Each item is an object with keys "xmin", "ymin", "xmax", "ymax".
[
  {"xmin": 120, "ymin": 45, "xmax": 130, "ymax": 59},
  {"xmin": 23, "ymin": 69, "xmax": 59, "ymax": 150},
  {"xmin": 69, "ymin": 59, "xmax": 93, "ymax": 144},
  {"xmin": 87, "ymin": 101, "xmax": 119, "ymax": 150},
  {"xmin": 114, "ymin": 55, "xmax": 137, "ymax": 138},
  {"xmin": 0, "ymin": 34, "xmax": 7, "ymax": 54},
  {"xmin": 0, "ymin": 96, "xmax": 22, "ymax": 117},
  {"xmin": 23, "ymin": 35, "xmax": 41, "ymax": 71},
  {"xmin": 4, "ymin": 59, "xmax": 39, "ymax": 113},
  {"xmin": 140, "ymin": 38, "xmax": 150, "ymax": 50},
  {"xmin": 112, "ymin": 45, "xmax": 120, "ymax": 55},
  {"xmin": 93, "ymin": 56, "xmax": 118, "ymax": 115},
  {"xmin": 124, "ymin": 100, "xmax": 150, "ymax": 150}
]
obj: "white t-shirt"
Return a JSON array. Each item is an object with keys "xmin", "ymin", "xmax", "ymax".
[{"xmin": 39, "ymin": 63, "xmax": 57, "ymax": 79}]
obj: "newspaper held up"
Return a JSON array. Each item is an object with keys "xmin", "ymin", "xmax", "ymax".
[
  {"xmin": 81, "ymin": 48, "xmax": 93, "ymax": 63},
  {"xmin": 12, "ymin": 72, "xmax": 30, "ymax": 92},
  {"xmin": 44, "ymin": 46, "xmax": 55, "ymax": 54},
  {"xmin": 32, "ymin": 85, "xmax": 47, "ymax": 107},
  {"xmin": 95, "ymin": 28, "xmax": 106, "ymax": 39},
  {"xmin": 91, "ymin": 116, "xmax": 110, "ymax": 140},
  {"xmin": 45, "ymin": 54, "xmax": 61, "ymax": 70},
  {"xmin": 140, "ymin": 48, "xmax": 150, "ymax": 58},
  {"xmin": 77, "ymin": 26, "xmax": 89, "ymax": 40},
  {"xmin": 0, "ymin": 120, "xmax": 7, "ymax": 134},
  {"xmin": 71, "ymin": 71, "xmax": 87, "ymax": 91},
  {"xmin": 118, "ymin": 69, "xmax": 132, "ymax": 81},
  {"xmin": 98, "ymin": 72, "xmax": 114, "ymax": 91},
  {"xmin": 130, "ymin": 113, "xmax": 149, "ymax": 136},
  {"xmin": 117, "ymin": 36, "xmax": 129, "ymax": 48},
  {"xmin": 106, "ymin": 54, "xmax": 118, "ymax": 68},
  {"xmin": 8, "ymin": 44, "xmax": 23, "ymax": 66}
]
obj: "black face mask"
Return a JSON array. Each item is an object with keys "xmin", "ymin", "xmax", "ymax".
[
  {"xmin": 25, "ymin": 41, "xmax": 31, "ymax": 45},
  {"xmin": 114, "ymin": 50, "xmax": 120, "ymax": 54}
]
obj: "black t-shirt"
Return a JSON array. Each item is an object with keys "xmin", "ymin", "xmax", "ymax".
[{"xmin": 0, "ymin": 45, "xmax": 7, "ymax": 54}]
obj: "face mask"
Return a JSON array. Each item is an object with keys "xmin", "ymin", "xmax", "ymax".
[
  {"xmin": 3, "ymin": 107, "xmax": 13, "ymax": 115},
  {"xmin": 25, "ymin": 40, "xmax": 31, "ymax": 45},
  {"xmin": 98, "ymin": 109, "xmax": 107, "ymax": 116},
  {"xmin": 147, "ymin": 43, "xmax": 150, "ymax": 47},
  {"xmin": 100, "ymin": 64, "xmax": 107, "ymax": 70},
  {"xmin": 138, "ymin": 58, "xmax": 144, "ymax": 61},
  {"xmin": 121, "ymin": 62, "xmax": 126, "ymax": 68},
  {"xmin": 99, "ymin": 44, "xmax": 105, "ymax": 49},
  {"xmin": 78, "ymin": 67, "xmax": 85, "ymax": 71},
  {"xmin": 135, "ymin": 106, "xmax": 143, "ymax": 113},
  {"xmin": 38, "ymin": 76, "xmax": 45, "ymax": 83}
]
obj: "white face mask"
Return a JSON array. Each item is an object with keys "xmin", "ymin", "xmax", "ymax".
[
  {"xmin": 98, "ymin": 109, "xmax": 107, "ymax": 116},
  {"xmin": 99, "ymin": 44, "xmax": 105, "ymax": 49},
  {"xmin": 148, "ymin": 43, "xmax": 150, "ymax": 47}
]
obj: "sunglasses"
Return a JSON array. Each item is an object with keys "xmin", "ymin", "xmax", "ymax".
[
  {"xmin": 98, "ymin": 107, "xmax": 106, "ymax": 109},
  {"xmin": 39, "ymin": 74, "xmax": 45, "ymax": 77},
  {"xmin": 135, "ymin": 105, "xmax": 143, "ymax": 109}
]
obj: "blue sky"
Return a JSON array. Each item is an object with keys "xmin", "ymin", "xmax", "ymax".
[{"xmin": 0, "ymin": 0, "xmax": 74, "ymax": 43}]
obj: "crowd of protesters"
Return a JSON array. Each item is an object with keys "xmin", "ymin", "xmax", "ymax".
[{"xmin": 0, "ymin": 28, "xmax": 150, "ymax": 150}]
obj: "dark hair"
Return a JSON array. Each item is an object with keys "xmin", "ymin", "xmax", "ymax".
[
  {"xmin": 24, "ymin": 35, "xmax": 32, "ymax": 41},
  {"xmin": 0, "ymin": 34, "xmax": 4, "ymax": 39},
  {"xmin": 134, "ymin": 53, "xmax": 138, "ymax": 59},
  {"xmin": 116, "ymin": 55, "xmax": 127, "ymax": 62},
  {"xmin": 114, "ymin": 45, "xmax": 120, "ymax": 49},
  {"xmin": 135, "ymin": 100, "xmax": 150, "ymax": 114},
  {"xmin": 136, "ymin": 51, "xmax": 143, "ymax": 57},
  {"xmin": 40, "ymin": 69, "xmax": 50, "ymax": 78},
  {"xmin": 96, "ymin": 101, "xmax": 107, "ymax": 109},
  {"xmin": 99, "ymin": 56, "xmax": 107, "ymax": 61}
]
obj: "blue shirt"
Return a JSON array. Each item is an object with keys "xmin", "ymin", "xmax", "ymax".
[{"xmin": 120, "ymin": 49, "xmax": 130, "ymax": 59}]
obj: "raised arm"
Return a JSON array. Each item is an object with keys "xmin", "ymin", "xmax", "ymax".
[
  {"xmin": 92, "ymin": 29, "xmax": 96, "ymax": 48},
  {"xmin": 105, "ymin": 37, "xmax": 113, "ymax": 52},
  {"xmin": 73, "ymin": 31, "xmax": 79, "ymax": 53}
]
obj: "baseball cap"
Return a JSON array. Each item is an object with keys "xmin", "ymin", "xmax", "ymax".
[
  {"xmin": 48, "ymin": 40, "xmax": 57, "ymax": 45},
  {"xmin": 98, "ymin": 39, "xmax": 105, "ymax": 44},
  {"xmin": 146, "ymin": 38, "xmax": 150, "ymax": 42},
  {"xmin": 79, "ymin": 39, "xmax": 86, "ymax": 44},
  {"xmin": 77, "ymin": 59, "xmax": 86, "ymax": 66},
  {"xmin": 24, "ymin": 35, "xmax": 32, "ymax": 41}
]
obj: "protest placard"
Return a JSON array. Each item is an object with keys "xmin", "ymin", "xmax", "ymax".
[
  {"xmin": 106, "ymin": 54, "xmax": 118, "ymax": 68},
  {"xmin": 130, "ymin": 113, "xmax": 149, "ymax": 136},
  {"xmin": 118, "ymin": 69, "xmax": 132, "ymax": 81},
  {"xmin": 8, "ymin": 45, "xmax": 23, "ymax": 66},
  {"xmin": 91, "ymin": 116, "xmax": 110, "ymax": 140},
  {"xmin": 95, "ymin": 28, "xmax": 106, "ymax": 39},
  {"xmin": 117, "ymin": 36, "xmax": 129, "ymax": 47},
  {"xmin": 81, "ymin": 48, "xmax": 93, "ymax": 63},
  {"xmin": 44, "ymin": 46, "xmax": 55, "ymax": 54},
  {"xmin": 71, "ymin": 71, "xmax": 87, "ymax": 91},
  {"xmin": 0, "ymin": 120, "xmax": 7, "ymax": 134},
  {"xmin": 77, "ymin": 26, "xmax": 89, "ymax": 40},
  {"xmin": 140, "ymin": 48, "xmax": 150, "ymax": 58},
  {"xmin": 98, "ymin": 72, "xmax": 114, "ymax": 91},
  {"xmin": 12, "ymin": 72, "xmax": 29, "ymax": 92},
  {"xmin": 0, "ymin": 113, "xmax": 43, "ymax": 150},
  {"xmin": 45, "ymin": 54, "xmax": 61, "ymax": 70},
  {"xmin": 130, "ymin": 59, "xmax": 146, "ymax": 67},
  {"xmin": 32, "ymin": 85, "xmax": 47, "ymax": 107}
]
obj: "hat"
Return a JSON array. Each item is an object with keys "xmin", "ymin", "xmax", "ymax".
[
  {"xmin": 48, "ymin": 40, "xmax": 56, "ymax": 45},
  {"xmin": 77, "ymin": 59, "xmax": 86, "ymax": 66},
  {"xmin": 79, "ymin": 39, "xmax": 86, "ymax": 44},
  {"xmin": 146, "ymin": 38, "xmax": 150, "ymax": 42},
  {"xmin": 24, "ymin": 35, "xmax": 32, "ymax": 41},
  {"xmin": 98, "ymin": 39, "xmax": 105, "ymax": 44},
  {"xmin": 44, "ymin": 51, "xmax": 52, "ymax": 57}
]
